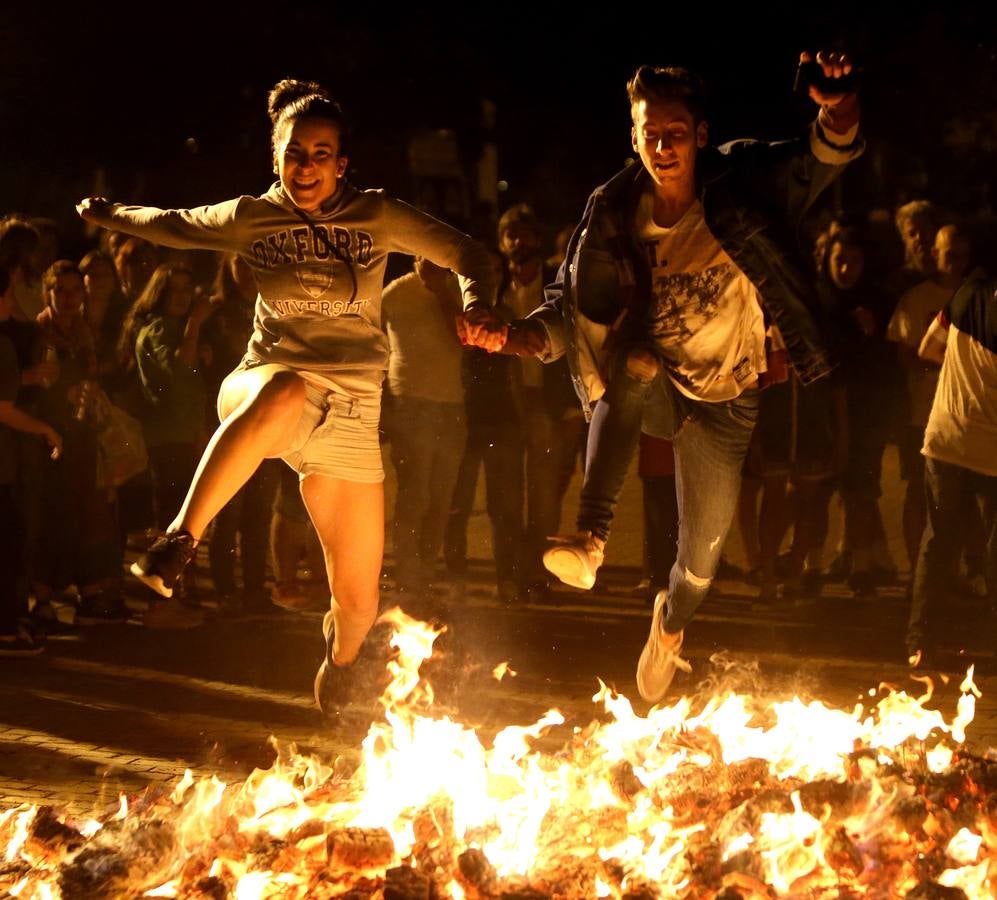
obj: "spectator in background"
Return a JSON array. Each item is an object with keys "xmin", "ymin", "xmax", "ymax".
[
  {"xmin": 0, "ymin": 258, "xmax": 62, "ymax": 654},
  {"xmin": 118, "ymin": 263, "xmax": 211, "ymax": 615},
  {"xmin": 906, "ymin": 272, "xmax": 997, "ymax": 666},
  {"xmin": 382, "ymin": 257, "xmax": 466, "ymax": 603},
  {"xmin": 113, "ymin": 236, "xmax": 157, "ymax": 308},
  {"xmin": 0, "ymin": 216, "xmax": 42, "ymax": 323},
  {"xmin": 445, "ymin": 252, "xmax": 524, "ymax": 603},
  {"xmin": 0, "ymin": 219, "xmax": 53, "ymax": 385},
  {"xmin": 0, "ymin": 218, "xmax": 57, "ymax": 617},
  {"xmin": 634, "ymin": 434, "xmax": 678, "ymax": 604},
  {"xmin": 887, "ymin": 200, "xmax": 939, "ymax": 300},
  {"xmin": 80, "ymin": 250, "xmax": 128, "ymax": 384},
  {"xmin": 202, "ymin": 253, "xmax": 279, "ymax": 615},
  {"xmin": 269, "ymin": 463, "xmax": 325, "ymax": 612},
  {"xmin": 821, "ymin": 227, "xmax": 898, "ymax": 597},
  {"xmin": 496, "ymin": 205, "xmax": 585, "ymax": 601},
  {"xmin": 546, "ymin": 224, "xmax": 574, "ymax": 271},
  {"xmin": 34, "ymin": 261, "xmax": 125, "ymax": 624},
  {"xmin": 737, "ymin": 317, "xmax": 846, "ymax": 600},
  {"xmin": 103, "ymin": 237, "xmax": 160, "ymax": 543},
  {"xmin": 887, "ymin": 224, "xmax": 973, "ymax": 577},
  {"xmin": 737, "ymin": 323, "xmax": 793, "ymax": 601},
  {"xmin": 8, "ymin": 217, "xmax": 59, "ymax": 324}
]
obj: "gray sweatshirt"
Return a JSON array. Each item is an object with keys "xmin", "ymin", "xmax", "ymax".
[{"xmin": 89, "ymin": 183, "xmax": 496, "ymax": 395}]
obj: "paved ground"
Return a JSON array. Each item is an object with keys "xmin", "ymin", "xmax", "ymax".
[{"xmin": 1, "ymin": 447, "xmax": 994, "ymax": 820}]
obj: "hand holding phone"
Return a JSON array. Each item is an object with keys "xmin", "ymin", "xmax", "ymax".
[
  {"xmin": 795, "ymin": 50, "xmax": 858, "ymax": 101},
  {"xmin": 796, "ymin": 50, "xmax": 860, "ymax": 135},
  {"xmin": 794, "ymin": 59, "xmax": 857, "ymax": 99}
]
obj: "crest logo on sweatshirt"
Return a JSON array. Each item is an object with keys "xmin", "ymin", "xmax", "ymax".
[{"xmin": 296, "ymin": 264, "xmax": 335, "ymax": 299}]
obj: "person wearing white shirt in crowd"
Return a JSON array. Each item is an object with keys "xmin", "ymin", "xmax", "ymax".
[{"xmin": 887, "ymin": 224, "xmax": 973, "ymax": 576}]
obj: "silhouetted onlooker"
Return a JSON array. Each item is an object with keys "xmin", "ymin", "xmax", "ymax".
[
  {"xmin": 906, "ymin": 273, "xmax": 997, "ymax": 666},
  {"xmin": 383, "ymin": 258, "xmax": 467, "ymax": 603},
  {"xmin": 887, "ymin": 224, "xmax": 973, "ymax": 576}
]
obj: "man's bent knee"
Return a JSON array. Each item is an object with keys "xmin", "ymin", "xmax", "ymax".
[
  {"xmin": 626, "ymin": 348, "xmax": 659, "ymax": 383},
  {"xmin": 682, "ymin": 566, "xmax": 713, "ymax": 590}
]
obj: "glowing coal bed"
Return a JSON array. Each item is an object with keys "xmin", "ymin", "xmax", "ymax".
[{"xmin": 1, "ymin": 609, "xmax": 993, "ymax": 899}]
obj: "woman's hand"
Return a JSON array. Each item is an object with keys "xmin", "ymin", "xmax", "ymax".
[
  {"xmin": 457, "ymin": 306, "xmax": 507, "ymax": 352},
  {"xmin": 76, "ymin": 197, "xmax": 115, "ymax": 222}
]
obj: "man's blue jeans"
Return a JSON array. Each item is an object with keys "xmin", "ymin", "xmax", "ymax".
[{"xmin": 578, "ymin": 358, "xmax": 758, "ymax": 633}]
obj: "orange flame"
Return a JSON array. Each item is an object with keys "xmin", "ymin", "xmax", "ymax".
[{"xmin": 0, "ymin": 610, "xmax": 988, "ymax": 898}]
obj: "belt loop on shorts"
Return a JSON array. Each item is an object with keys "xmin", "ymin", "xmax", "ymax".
[{"xmin": 326, "ymin": 392, "xmax": 358, "ymax": 417}]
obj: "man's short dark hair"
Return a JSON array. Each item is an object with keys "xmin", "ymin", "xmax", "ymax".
[
  {"xmin": 627, "ymin": 66, "xmax": 709, "ymax": 124},
  {"xmin": 498, "ymin": 203, "xmax": 540, "ymax": 239}
]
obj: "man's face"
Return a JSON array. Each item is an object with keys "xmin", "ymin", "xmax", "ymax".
[
  {"xmin": 631, "ymin": 98, "xmax": 707, "ymax": 194},
  {"xmin": 934, "ymin": 229, "xmax": 971, "ymax": 280},
  {"xmin": 900, "ymin": 214, "xmax": 935, "ymax": 271},
  {"xmin": 499, "ymin": 222, "xmax": 541, "ymax": 265}
]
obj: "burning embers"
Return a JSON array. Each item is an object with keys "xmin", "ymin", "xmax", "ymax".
[{"xmin": 1, "ymin": 608, "xmax": 994, "ymax": 899}]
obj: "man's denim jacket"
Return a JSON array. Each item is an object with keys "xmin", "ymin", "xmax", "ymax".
[{"xmin": 528, "ymin": 118, "xmax": 864, "ymax": 420}]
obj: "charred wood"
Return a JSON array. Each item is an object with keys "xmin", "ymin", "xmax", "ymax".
[
  {"xmin": 905, "ymin": 882, "xmax": 970, "ymax": 899},
  {"xmin": 187, "ymin": 875, "xmax": 228, "ymax": 899},
  {"xmin": 384, "ymin": 864, "xmax": 430, "ymax": 899},
  {"xmin": 57, "ymin": 819, "xmax": 178, "ymax": 900},
  {"xmin": 530, "ymin": 854, "xmax": 600, "ymax": 899},
  {"xmin": 610, "ymin": 760, "xmax": 644, "ymax": 802},
  {"xmin": 326, "ymin": 826, "xmax": 394, "ymax": 870},
  {"xmin": 457, "ymin": 847, "xmax": 498, "ymax": 898},
  {"xmin": 798, "ymin": 779, "xmax": 867, "ymax": 822},
  {"xmin": 26, "ymin": 806, "xmax": 84, "ymax": 855},
  {"xmin": 496, "ymin": 883, "xmax": 549, "ymax": 899},
  {"xmin": 824, "ymin": 827, "xmax": 864, "ymax": 878}
]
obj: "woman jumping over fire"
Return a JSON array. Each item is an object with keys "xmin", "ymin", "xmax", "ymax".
[{"xmin": 77, "ymin": 78, "xmax": 498, "ymax": 716}]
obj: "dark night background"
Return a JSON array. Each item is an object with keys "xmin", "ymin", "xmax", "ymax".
[{"xmin": 2, "ymin": 3, "xmax": 997, "ymax": 252}]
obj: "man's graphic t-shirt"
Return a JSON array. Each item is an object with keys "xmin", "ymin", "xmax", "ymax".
[{"xmin": 636, "ymin": 194, "xmax": 766, "ymax": 402}]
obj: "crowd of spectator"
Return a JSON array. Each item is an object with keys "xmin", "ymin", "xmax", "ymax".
[{"xmin": 0, "ymin": 190, "xmax": 993, "ymax": 665}]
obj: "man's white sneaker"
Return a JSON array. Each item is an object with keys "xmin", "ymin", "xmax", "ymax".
[
  {"xmin": 542, "ymin": 531, "xmax": 605, "ymax": 590},
  {"xmin": 636, "ymin": 590, "xmax": 691, "ymax": 703}
]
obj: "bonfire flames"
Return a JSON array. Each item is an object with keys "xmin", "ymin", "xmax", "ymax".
[{"xmin": 2, "ymin": 609, "xmax": 995, "ymax": 899}]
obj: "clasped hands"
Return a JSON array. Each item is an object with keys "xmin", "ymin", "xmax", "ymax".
[{"xmin": 456, "ymin": 306, "xmax": 546, "ymax": 357}]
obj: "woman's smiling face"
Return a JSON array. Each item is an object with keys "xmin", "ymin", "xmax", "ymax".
[{"xmin": 275, "ymin": 116, "xmax": 348, "ymax": 214}]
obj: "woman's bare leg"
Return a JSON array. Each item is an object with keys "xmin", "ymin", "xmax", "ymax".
[
  {"xmin": 168, "ymin": 366, "xmax": 306, "ymax": 540},
  {"xmin": 300, "ymin": 474, "xmax": 384, "ymax": 665}
]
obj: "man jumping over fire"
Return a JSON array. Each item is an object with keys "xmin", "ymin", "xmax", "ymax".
[{"xmin": 463, "ymin": 52, "xmax": 862, "ymax": 703}]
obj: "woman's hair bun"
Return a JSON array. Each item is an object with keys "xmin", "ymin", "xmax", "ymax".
[{"xmin": 267, "ymin": 79, "xmax": 327, "ymax": 124}]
